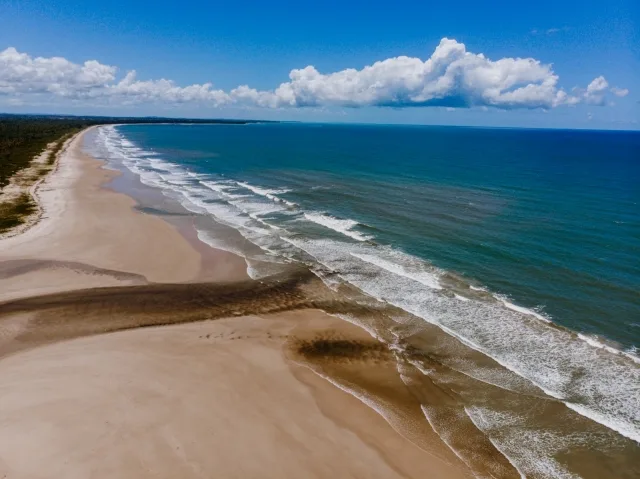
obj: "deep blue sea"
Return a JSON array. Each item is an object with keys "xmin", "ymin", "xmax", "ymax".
[
  {"xmin": 107, "ymin": 123, "xmax": 639, "ymax": 348},
  {"xmin": 89, "ymin": 123, "xmax": 640, "ymax": 477}
]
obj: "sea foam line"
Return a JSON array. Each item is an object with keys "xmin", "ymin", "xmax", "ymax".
[
  {"xmin": 496, "ymin": 295, "xmax": 551, "ymax": 323},
  {"xmin": 303, "ymin": 212, "xmax": 372, "ymax": 242},
  {"xmin": 350, "ymin": 252, "xmax": 442, "ymax": 290},
  {"xmin": 99, "ymin": 126, "xmax": 640, "ymax": 445},
  {"xmin": 280, "ymin": 236, "xmax": 640, "ymax": 444},
  {"xmin": 237, "ymin": 181, "xmax": 296, "ymax": 206}
]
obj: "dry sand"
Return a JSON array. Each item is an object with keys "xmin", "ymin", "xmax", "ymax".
[
  {"xmin": 0, "ymin": 127, "xmax": 474, "ymax": 478},
  {"xmin": 0, "ymin": 128, "xmax": 247, "ymax": 302}
]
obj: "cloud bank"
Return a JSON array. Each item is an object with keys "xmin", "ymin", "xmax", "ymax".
[{"xmin": 0, "ymin": 39, "xmax": 628, "ymax": 111}]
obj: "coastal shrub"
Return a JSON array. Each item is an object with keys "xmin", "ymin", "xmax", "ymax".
[
  {"xmin": 0, "ymin": 120, "xmax": 86, "ymax": 188},
  {"xmin": 0, "ymin": 193, "xmax": 37, "ymax": 233},
  {"xmin": 46, "ymin": 132, "xmax": 77, "ymax": 165},
  {"xmin": 0, "ymin": 115, "xmax": 268, "ymax": 189}
]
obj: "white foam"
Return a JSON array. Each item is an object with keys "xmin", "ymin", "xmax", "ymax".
[
  {"xmin": 280, "ymin": 236, "xmax": 640, "ymax": 444},
  {"xmin": 497, "ymin": 295, "xmax": 551, "ymax": 323},
  {"xmin": 95, "ymin": 125, "xmax": 640, "ymax": 445},
  {"xmin": 625, "ymin": 345, "xmax": 640, "ymax": 361},
  {"xmin": 350, "ymin": 252, "xmax": 441, "ymax": 290},
  {"xmin": 578, "ymin": 333, "xmax": 640, "ymax": 365},
  {"xmin": 466, "ymin": 406, "xmax": 584, "ymax": 479},
  {"xmin": 237, "ymin": 181, "xmax": 296, "ymax": 206},
  {"xmin": 229, "ymin": 199, "xmax": 285, "ymax": 218},
  {"xmin": 303, "ymin": 212, "xmax": 372, "ymax": 242},
  {"xmin": 200, "ymin": 180, "xmax": 238, "ymax": 195},
  {"xmin": 237, "ymin": 181, "xmax": 289, "ymax": 197}
]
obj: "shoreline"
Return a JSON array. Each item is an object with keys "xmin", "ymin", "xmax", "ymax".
[
  {"xmin": 0, "ymin": 130, "xmax": 78, "ymax": 240},
  {"xmin": 0, "ymin": 127, "xmax": 248, "ymax": 301},
  {"xmin": 0, "ymin": 126, "xmax": 473, "ymax": 478}
]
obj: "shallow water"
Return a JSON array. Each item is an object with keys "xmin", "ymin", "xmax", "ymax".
[{"xmin": 85, "ymin": 124, "xmax": 640, "ymax": 478}]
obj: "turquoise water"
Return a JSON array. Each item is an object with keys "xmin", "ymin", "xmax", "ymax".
[
  {"xmin": 90, "ymin": 124, "xmax": 640, "ymax": 472},
  {"xmin": 111, "ymin": 123, "xmax": 640, "ymax": 350}
]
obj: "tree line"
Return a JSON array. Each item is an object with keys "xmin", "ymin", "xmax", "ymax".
[{"xmin": 0, "ymin": 115, "xmax": 271, "ymax": 189}]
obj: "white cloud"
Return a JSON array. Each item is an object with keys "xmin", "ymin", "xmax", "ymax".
[
  {"xmin": 108, "ymin": 71, "xmax": 230, "ymax": 105},
  {"xmin": 0, "ymin": 40, "xmax": 626, "ymax": 111},
  {"xmin": 611, "ymin": 87, "xmax": 629, "ymax": 98},
  {"xmin": 0, "ymin": 47, "xmax": 116, "ymax": 96},
  {"xmin": 531, "ymin": 27, "xmax": 571, "ymax": 35},
  {"xmin": 241, "ymin": 38, "xmax": 580, "ymax": 109},
  {"xmin": 584, "ymin": 76, "xmax": 609, "ymax": 105}
]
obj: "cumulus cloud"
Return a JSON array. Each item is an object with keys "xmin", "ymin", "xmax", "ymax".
[
  {"xmin": 0, "ymin": 39, "xmax": 627, "ymax": 111},
  {"xmin": 611, "ymin": 86, "xmax": 629, "ymax": 98},
  {"xmin": 0, "ymin": 47, "xmax": 116, "ymax": 96},
  {"xmin": 108, "ymin": 71, "xmax": 230, "ymax": 105},
  {"xmin": 234, "ymin": 38, "xmax": 583, "ymax": 109},
  {"xmin": 583, "ymin": 76, "xmax": 609, "ymax": 105}
]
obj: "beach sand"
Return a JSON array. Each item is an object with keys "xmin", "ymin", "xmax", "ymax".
[
  {"xmin": 0, "ymin": 127, "xmax": 247, "ymax": 303},
  {"xmin": 0, "ymin": 128, "xmax": 474, "ymax": 478}
]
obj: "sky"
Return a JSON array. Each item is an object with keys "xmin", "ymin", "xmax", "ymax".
[{"xmin": 0, "ymin": 0, "xmax": 638, "ymax": 129}]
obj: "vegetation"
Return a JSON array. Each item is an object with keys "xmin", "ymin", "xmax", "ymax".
[
  {"xmin": 1, "ymin": 114, "xmax": 269, "ymax": 189},
  {"xmin": 0, "ymin": 193, "xmax": 36, "ymax": 233},
  {"xmin": 0, "ymin": 119, "xmax": 88, "ymax": 188},
  {"xmin": 0, "ymin": 114, "xmax": 273, "ymax": 234},
  {"xmin": 46, "ymin": 131, "xmax": 77, "ymax": 165}
]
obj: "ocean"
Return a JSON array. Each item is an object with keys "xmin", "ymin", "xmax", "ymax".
[{"xmin": 87, "ymin": 123, "xmax": 640, "ymax": 478}]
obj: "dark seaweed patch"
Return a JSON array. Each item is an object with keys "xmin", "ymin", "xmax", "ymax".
[{"xmin": 293, "ymin": 335, "xmax": 392, "ymax": 363}]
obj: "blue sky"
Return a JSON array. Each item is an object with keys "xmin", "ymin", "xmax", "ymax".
[{"xmin": 0, "ymin": 0, "xmax": 638, "ymax": 129}]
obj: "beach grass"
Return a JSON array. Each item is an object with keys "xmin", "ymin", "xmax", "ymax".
[
  {"xmin": 0, "ymin": 116, "xmax": 272, "ymax": 189},
  {"xmin": 46, "ymin": 131, "xmax": 77, "ymax": 165},
  {"xmin": 0, "ymin": 120, "xmax": 89, "ymax": 188},
  {"xmin": 0, "ymin": 192, "xmax": 37, "ymax": 233}
]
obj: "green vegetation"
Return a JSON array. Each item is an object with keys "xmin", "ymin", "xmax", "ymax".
[
  {"xmin": 0, "ymin": 193, "xmax": 36, "ymax": 233},
  {"xmin": 0, "ymin": 114, "xmax": 273, "ymax": 189},
  {"xmin": 0, "ymin": 119, "xmax": 89, "ymax": 188},
  {"xmin": 0, "ymin": 114, "xmax": 273, "ymax": 234},
  {"xmin": 47, "ymin": 131, "xmax": 77, "ymax": 165}
]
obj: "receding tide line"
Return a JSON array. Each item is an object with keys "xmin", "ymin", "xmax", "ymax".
[
  {"xmin": 413, "ymin": 301, "xmax": 640, "ymax": 444},
  {"xmin": 464, "ymin": 408, "xmax": 527, "ymax": 479},
  {"xmin": 435, "ymin": 324, "xmax": 640, "ymax": 444},
  {"xmin": 100, "ymin": 124, "xmax": 640, "ymax": 445},
  {"xmin": 277, "ymin": 234, "xmax": 640, "ymax": 444},
  {"xmin": 350, "ymin": 252, "xmax": 442, "ymax": 290},
  {"xmin": 303, "ymin": 212, "xmax": 372, "ymax": 242}
]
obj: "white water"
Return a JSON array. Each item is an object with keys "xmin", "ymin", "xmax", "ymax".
[
  {"xmin": 303, "ymin": 212, "xmax": 372, "ymax": 241},
  {"xmin": 94, "ymin": 125, "xmax": 640, "ymax": 451}
]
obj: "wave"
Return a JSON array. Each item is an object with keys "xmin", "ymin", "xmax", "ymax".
[
  {"xmin": 237, "ymin": 181, "xmax": 296, "ymax": 206},
  {"xmin": 495, "ymin": 295, "xmax": 551, "ymax": 323},
  {"xmin": 466, "ymin": 406, "xmax": 581, "ymax": 479},
  {"xmin": 95, "ymin": 125, "xmax": 640, "ymax": 447},
  {"xmin": 303, "ymin": 212, "xmax": 372, "ymax": 242},
  {"xmin": 282, "ymin": 236, "xmax": 640, "ymax": 444},
  {"xmin": 578, "ymin": 333, "xmax": 640, "ymax": 365},
  {"xmin": 350, "ymin": 252, "xmax": 442, "ymax": 290}
]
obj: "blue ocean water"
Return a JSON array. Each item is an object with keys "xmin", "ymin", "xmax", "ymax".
[
  {"xmin": 113, "ymin": 123, "xmax": 640, "ymax": 350},
  {"xmin": 90, "ymin": 123, "xmax": 640, "ymax": 474}
]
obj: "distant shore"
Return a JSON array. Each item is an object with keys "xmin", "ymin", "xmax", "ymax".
[{"xmin": 0, "ymin": 127, "xmax": 473, "ymax": 478}]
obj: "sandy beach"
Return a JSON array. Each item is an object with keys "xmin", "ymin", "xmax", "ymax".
[{"xmin": 0, "ymin": 128, "xmax": 476, "ymax": 478}]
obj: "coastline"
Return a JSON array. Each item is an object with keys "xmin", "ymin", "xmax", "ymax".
[
  {"xmin": 0, "ymin": 127, "xmax": 247, "ymax": 301},
  {"xmin": 0, "ymin": 127, "xmax": 474, "ymax": 478}
]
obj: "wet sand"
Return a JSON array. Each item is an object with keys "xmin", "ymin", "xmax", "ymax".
[
  {"xmin": 0, "ymin": 129, "xmax": 474, "ymax": 478},
  {"xmin": 0, "ymin": 127, "xmax": 247, "ymax": 303}
]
